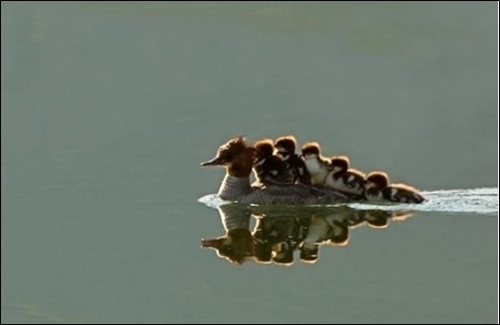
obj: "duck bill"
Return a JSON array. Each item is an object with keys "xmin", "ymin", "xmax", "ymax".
[
  {"xmin": 201, "ymin": 238, "xmax": 222, "ymax": 248},
  {"xmin": 200, "ymin": 156, "xmax": 223, "ymax": 167}
]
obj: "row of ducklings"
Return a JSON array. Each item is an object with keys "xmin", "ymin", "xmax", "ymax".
[{"xmin": 252, "ymin": 135, "xmax": 425, "ymax": 204}]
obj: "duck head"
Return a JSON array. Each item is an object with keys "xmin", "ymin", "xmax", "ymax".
[{"xmin": 201, "ymin": 136, "xmax": 256, "ymax": 177}]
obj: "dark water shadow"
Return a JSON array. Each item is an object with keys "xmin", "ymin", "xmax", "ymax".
[{"xmin": 201, "ymin": 204, "xmax": 413, "ymax": 265}]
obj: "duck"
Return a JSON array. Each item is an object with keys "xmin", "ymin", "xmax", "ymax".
[
  {"xmin": 201, "ymin": 136, "xmax": 351, "ymax": 205},
  {"xmin": 274, "ymin": 135, "xmax": 312, "ymax": 185},
  {"xmin": 324, "ymin": 155, "xmax": 366, "ymax": 197},
  {"xmin": 200, "ymin": 205, "xmax": 254, "ymax": 264},
  {"xmin": 364, "ymin": 171, "xmax": 425, "ymax": 204},
  {"xmin": 301, "ymin": 142, "xmax": 332, "ymax": 185},
  {"xmin": 253, "ymin": 139, "xmax": 292, "ymax": 186}
]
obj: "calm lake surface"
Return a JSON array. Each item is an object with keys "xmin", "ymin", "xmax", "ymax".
[{"xmin": 2, "ymin": 2, "xmax": 498, "ymax": 324}]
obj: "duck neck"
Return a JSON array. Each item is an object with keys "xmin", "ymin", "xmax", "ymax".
[
  {"xmin": 218, "ymin": 205, "xmax": 251, "ymax": 231},
  {"xmin": 218, "ymin": 174, "xmax": 253, "ymax": 201}
]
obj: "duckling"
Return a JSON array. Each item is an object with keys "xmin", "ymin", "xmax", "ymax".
[
  {"xmin": 327, "ymin": 221, "xmax": 349, "ymax": 246},
  {"xmin": 253, "ymin": 214, "xmax": 296, "ymax": 264},
  {"xmin": 274, "ymin": 135, "xmax": 311, "ymax": 185},
  {"xmin": 270, "ymin": 216, "xmax": 310, "ymax": 266},
  {"xmin": 298, "ymin": 215, "xmax": 331, "ymax": 264},
  {"xmin": 324, "ymin": 156, "xmax": 366, "ymax": 196},
  {"xmin": 301, "ymin": 142, "xmax": 332, "ymax": 185},
  {"xmin": 364, "ymin": 171, "xmax": 425, "ymax": 204},
  {"xmin": 253, "ymin": 139, "xmax": 290, "ymax": 186}
]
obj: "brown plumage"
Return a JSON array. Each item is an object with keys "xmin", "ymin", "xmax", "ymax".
[
  {"xmin": 253, "ymin": 139, "xmax": 291, "ymax": 185},
  {"xmin": 201, "ymin": 136, "xmax": 256, "ymax": 178},
  {"xmin": 365, "ymin": 171, "xmax": 425, "ymax": 204},
  {"xmin": 301, "ymin": 142, "xmax": 332, "ymax": 185},
  {"xmin": 274, "ymin": 135, "xmax": 311, "ymax": 185},
  {"xmin": 201, "ymin": 136, "xmax": 351, "ymax": 205},
  {"xmin": 325, "ymin": 155, "xmax": 366, "ymax": 196}
]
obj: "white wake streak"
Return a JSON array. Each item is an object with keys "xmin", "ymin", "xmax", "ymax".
[{"xmin": 199, "ymin": 188, "xmax": 499, "ymax": 215}]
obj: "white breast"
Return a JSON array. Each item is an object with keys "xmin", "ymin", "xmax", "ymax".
[
  {"xmin": 304, "ymin": 158, "xmax": 321, "ymax": 174},
  {"xmin": 390, "ymin": 188, "xmax": 398, "ymax": 200},
  {"xmin": 304, "ymin": 159, "xmax": 329, "ymax": 185}
]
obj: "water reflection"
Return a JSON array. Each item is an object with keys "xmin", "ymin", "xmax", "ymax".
[{"xmin": 201, "ymin": 204, "xmax": 412, "ymax": 265}]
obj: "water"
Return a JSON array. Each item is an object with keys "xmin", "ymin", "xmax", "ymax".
[{"xmin": 2, "ymin": 2, "xmax": 498, "ymax": 324}]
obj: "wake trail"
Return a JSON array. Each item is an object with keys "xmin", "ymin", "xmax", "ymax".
[{"xmin": 199, "ymin": 188, "xmax": 498, "ymax": 215}]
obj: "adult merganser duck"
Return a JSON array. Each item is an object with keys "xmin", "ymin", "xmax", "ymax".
[
  {"xmin": 301, "ymin": 142, "xmax": 332, "ymax": 185},
  {"xmin": 274, "ymin": 135, "xmax": 312, "ymax": 185},
  {"xmin": 201, "ymin": 136, "xmax": 351, "ymax": 205},
  {"xmin": 364, "ymin": 171, "xmax": 425, "ymax": 204}
]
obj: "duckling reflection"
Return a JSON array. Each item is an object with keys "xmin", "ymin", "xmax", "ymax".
[
  {"xmin": 254, "ymin": 215, "xmax": 310, "ymax": 265},
  {"xmin": 201, "ymin": 205, "xmax": 413, "ymax": 266}
]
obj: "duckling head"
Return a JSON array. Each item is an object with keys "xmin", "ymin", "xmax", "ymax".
[
  {"xmin": 301, "ymin": 142, "xmax": 321, "ymax": 160},
  {"xmin": 274, "ymin": 135, "xmax": 297, "ymax": 158},
  {"xmin": 365, "ymin": 171, "xmax": 390, "ymax": 189},
  {"xmin": 329, "ymin": 155, "xmax": 350, "ymax": 173},
  {"xmin": 254, "ymin": 138, "xmax": 275, "ymax": 161}
]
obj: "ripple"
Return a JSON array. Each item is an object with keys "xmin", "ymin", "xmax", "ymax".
[
  {"xmin": 199, "ymin": 187, "xmax": 499, "ymax": 215},
  {"xmin": 349, "ymin": 187, "xmax": 498, "ymax": 215},
  {"xmin": 197, "ymin": 193, "xmax": 231, "ymax": 209}
]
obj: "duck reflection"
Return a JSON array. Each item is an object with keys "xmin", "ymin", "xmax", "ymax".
[
  {"xmin": 200, "ymin": 204, "xmax": 255, "ymax": 265},
  {"xmin": 201, "ymin": 204, "xmax": 412, "ymax": 265}
]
